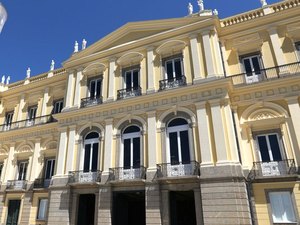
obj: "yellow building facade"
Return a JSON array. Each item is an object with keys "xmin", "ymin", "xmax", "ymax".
[{"xmin": 0, "ymin": 1, "xmax": 300, "ymax": 224}]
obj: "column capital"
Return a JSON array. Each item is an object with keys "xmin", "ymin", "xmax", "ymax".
[
  {"xmin": 105, "ymin": 118, "xmax": 114, "ymax": 125},
  {"xmin": 147, "ymin": 110, "xmax": 156, "ymax": 117},
  {"xmin": 189, "ymin": 33, "xmax": 200, "ymax": 39},
  {"xmin": 267, "ymin": 26, "xmax": 278, "ymax": 34},
  {"xmin": 146, "ymin": 46, "xmax": 155, "ymax": 51},
  {"xmin": 58, "ymin": 127, "xmax": 68, "ymax": 133},
  {"xmin": 286, "ymin": 96, "xmax": 299, "ymax": 105},
  {"xmin": 69, "ymin": 125, "xmax": 77, "ymax": 130},
  {"xmin": 109, "ymin": 57, "xmax": 117, "ymax": 62},
  {"xmin": 66, "ymin": 69, "xmax": 76, "ymax": 74},
  {"xmin": 195, "ymin": 101, "xmax": 207, "ymax": 109},
  {"xmin": 201, "ymin": 29, "xmax": 211, "ymax": 36},
  {"xmin": 208, "ymin": 99, "xmax": 220, "ymax": 107}
]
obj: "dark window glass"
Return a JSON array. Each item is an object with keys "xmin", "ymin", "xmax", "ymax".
[
  {"xmin": 133, "ymin": 70, "xmax": 139, "ymax": 88},
  {"xmin": 0, "ymin": 163, "xmax": 3, "ymax": 177},
  {"xmin": 85, "ymin": 132, "xmax": 99, "ymax": 140},
  {"xmin": 96, "ymin": 80, "xmax": 101, "ymax": 97},
  {"xmin": 123, "ymin": 126, "xmax": 140, "ymax": 134},
  {"xmin": 123, "ymin": 139, "xmax": 131, "ymax": 169},
  {"xmin": 45, "ymin": 159, "xmax": 55, "ymax": 179},
  {"xmin": 168, "ymin": 118, "xmax": 188, "ymax": 127},
  {"xmin": 174, "ymin": 59, "xmax": 182, "ymax": 79},
  {"xmin": 53, "ymin": 100, "xmax": 63, "ymax": 114},
  {"xmin": 257, "ymin": 136, "xmax": 270, "ymax": 162},
  {"xmin": 84, "ymin": 144, "xmax": 91, "ymax": 172},
  {"xmin": 180, "ymin": 130, "xmax": 190, "ymax": 164},
  {"xmin": 90, "ymin": 80, "xmax": 96, "ymax": 98},
  {"xmin": 28, "ymin": 107, "xmax": 37, "ymax": 120},
  {"xmin": 125, "ymin": 71, "xmax": 132, "ymax": 89},
  {"xmin": 243, "ymin": 58, "xmax": 252, "ymax": 76},
  {"xmin": 133, "ymin": 137, "xmax": 140, "ymax": 168},
  {"xmin": 166, "ymin": 61, "xmax": 174, "ymax": 80},
  {"xmin": 5, "ymin": 112, "xmax": 13, "ymax": 125},
  {"xmin": 169, "ymin": 132, "xmax": 179, "ymax": 165},
  {"xmin": 252, "ymin": 57, "xmax": 261, "ymax": 75},
  {"xmin": 18, "ymin": 162, "xmax": 28, "ymax": 180},
  {"xmin": 269, "ymin": 134, "xmax": 282, "ymax": 161},
  {"xmin": 92, "ymin": 143, "xmax": 99, "ymax": 171}
]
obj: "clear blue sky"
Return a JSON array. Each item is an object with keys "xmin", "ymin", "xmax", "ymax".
[{"xmin": 0, "ymin": 0, "xmax": 280, "ymax": 83}]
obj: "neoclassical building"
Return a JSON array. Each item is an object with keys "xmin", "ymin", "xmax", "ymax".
[{"xmin": 0, "ymin": 0, "xmax": 300, "ymax": 225}]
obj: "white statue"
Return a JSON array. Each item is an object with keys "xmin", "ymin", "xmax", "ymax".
[
  {"xmin": 213, "ymin": 9, "xmax": 219, "ymax": 16},
  {"xmin": 1, "ymin": 75, "xmax": 5, "ymax": 83},
  {"xmin": 74, "ymin": 41, "xmax": 79, "ymax": 53},
  {"xmin": 26, "ymin": 67, "xmax": 31, "ymax": 78},
  {"xmin": 82, "ymin": 39, "xmax": 87, "ymax": 50},
  {"xmin": 188, "ymin": 3, "xmax": 193, "ymax": 15},
  {"xmin": 198, "ymin": 0, "xmax": 204, "ymax": 11},
  {"xmin": 6, "ymin": 76, "xmax": 10, "ymax": 85},
  {"xmin": 260, "ymin": 0, "xmax": 268, "ymax": 7},
  {"xmin": 50, "ymin": 60, "xmax": 55, "ymax": 71}
]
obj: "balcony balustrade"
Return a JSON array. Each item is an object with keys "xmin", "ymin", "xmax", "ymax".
[
  {"xmin": 69, "ymin": 170, "xmax": 101, "ymax": 184},
  {"xmin": 157, "ymin": 161, "xmax": 200, "ymax": 178},
  {"xmin": 0, "ymin": 114, "xmax": 55, "ymax": 132},
  {"xmin": 6, "ymin": 180, "xmax": 27, "ymax": 190},
  {"xmin": 231, "ymin": 61, "xmax": 300, "ymax": 86},
  {"xmin": 80, "ymin": 96, "xmax": 103, "ymax": 108},
  {"xmin": 117, "ymin": 86, "xmax": 142, "ymax": 100},
  {"xmin": 249, "ymin": 159, "xmax": 297, "ymax": 179},
  {"xmin": 33, "ymin": 178, "xmax": 51, "ymax": 189},
  {"xmin": 109, "ymin": 166, "xmax": 146, "ymax": 181},
  {"xmin": 159, "ymin": 75, "xmax": 186, "ymax": 91}
]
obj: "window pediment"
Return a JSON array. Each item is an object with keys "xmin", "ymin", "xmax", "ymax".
[
  {"xmin": 117, "ymin": 52, "xmax": 144, "ymax": 67},
  {"xmin": 83, "ymin": 63, "xmax": 106, "ymax": 76},
  {"xmin": 156, "ymin": 40, "xmax": 186, "ymax": 56}
]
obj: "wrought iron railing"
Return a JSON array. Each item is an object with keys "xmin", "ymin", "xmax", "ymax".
[
  {"xmin": 117, "ymin": 86, "xmax": 142, "ymax": 100},
  {"xmin": 6, "ymin": 180, "xmax": 27, "ymax": 190},
  {"xmin": 109, "ymin": 166, "xmax": 146, "ymax": 181},
  {"xmin": 80, "ymin": 96, "xmax": 103, "ymax": 108},
  {"xmin": 0, "ymin": 114, "xmax": 55, "ymax": 132},
  {"xmin": 231, "ymin": 61, "xmax": 300, "ymax": 86},
  {"xmin": 157, "ymin": 161, "xmax": 200, "ymax": 178},
  {"xmin": 33, "ymin": 178, "xmax": 51, "ymax": 189},
  {"xmin": 69, "ymin": 170, "xmax": 101, "ymax": 183},
  {"xmin": 248, "ymin": 159, "xmax": 297, "ymax": 179},
  {"xmin": 159, "ymin": 75, "xmax": 186, "ymax": 91}
]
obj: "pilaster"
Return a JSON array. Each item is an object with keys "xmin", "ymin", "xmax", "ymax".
[
  {"xmin": 29, "ymin": 138, "xmax": 41, "ymax": 182},
  {"xmin": 64, "ymin": 71, "xmax": 76, "ymax": 109},
  {"xmin": 202, "ymin": 30, "xmax": 216, "ymax": 78},
  {"xmin": 107, "ymin": 58, "xmax": 116, "ymax": 101},
  {"xmin": 103, "ymin": 119, "xmax": 113, "ymax": 180},
  {"xmin": 147, "ymin": 47, "xmax": 155, "ymax": 93},
  {"xmin": 66, "ymin": 125, "xmax": 77, "ymax": 173},
  {"xmin": 189, "ymin": 34, "xmax": 203, "ymax": 83},
  {"xmin": 56, "ymin": 127, "xmax": 68, "ymax": 176},
  {"xmin": 41, "ymin": 87, "xmax": 50, "ymax": 116},
  {"xmin": 147, "ymin": 111, "xmax": 157, "ymax": 179},
  {"xmin": 268, "ymin": 27, "xmax": 286, "ymax": 66},
  {"xmin": 73, "ymin": 69, "xmax": 83, "ymax": 108}
]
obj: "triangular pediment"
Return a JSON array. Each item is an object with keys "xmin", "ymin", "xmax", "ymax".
[{"xmin": 64, "ymin": 16, "xmax": 214, "ymax": 66}]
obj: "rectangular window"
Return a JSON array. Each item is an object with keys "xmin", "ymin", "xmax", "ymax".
[
  {"xmin": 123, "ymin": 67, "xmax": 140, "ymax": 90},
  {"xmin": 52, "ymin": 100, "xmax": 63, "ymax": 114},
  {"xmin": 44, "ymin": 159, "xmax": 55, "ymax": 179},
  {"xmin": 28, "ymin": 106, "xmax": 37, "ymax": 120},
  {"xmin": 17, "ymin": 161, "xmax": 28, "ymax": 180},
  {"xmin": 269, "ymin": 191, "xmax": 297, "ymax": 223},
  {"xmin": 5, "ymin": 111, "xmax": 13, "ymax": 125},
  {"xmin": 241, "ymin": 54, "xmax": 263, "ymax": 83},
  {"xmin": 164, "ymin": 56, "xmax": 183, "ymax": 80},
  {"xmin": 89, "ymin": 78, "xmax": 102, "ymax": 99},
  {"xmin": 0, "ymin": 163, "xmax": 3, "ymax": 178},
  {"xmin": 256, "ymin": 133, "xmax": 283, "ymax": 162},
  {"xmin": 37, "ymin": 199, "xmax": 48, "ymax": 220}
]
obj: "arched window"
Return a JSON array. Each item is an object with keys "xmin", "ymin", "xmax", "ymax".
[
  {"xmin": 167, "ymin": 118, "xmax": 191, "ymax": 165},
  {"xmin": 121, "ymin": 126, "xmax": 141, "ymax": 169},
  {"xmin": 83, "ymin": 132, "xmax": 99, "ymax": 172}
]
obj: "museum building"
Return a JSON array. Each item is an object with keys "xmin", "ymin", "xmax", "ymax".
[{"xmin": 0, "ymin": 0, "xmax": 300, "ymax": 224}]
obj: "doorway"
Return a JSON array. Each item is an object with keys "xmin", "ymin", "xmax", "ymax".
[
  {"xmin": 170, "ymin": 191, "xmax": 197, "ymax": 225},
  {"xmin": 76, "ymin": 194, "xmax": 95, "ymax": 225},
  {"xmin": 6, "ymin": 200, "xmax": 21, "ymax": 225}
]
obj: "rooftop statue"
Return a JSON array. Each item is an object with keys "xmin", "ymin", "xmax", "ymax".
[
  {"xmin": 1, "ymin": 75, "xmax": 5, "ymax": 83},
  {"xmin": 0, "ymin": 3, "xmax": 7, "ymax": 33},
  {"xmin": 260, "ymin": 0, "xmax": 268, "ymax": 7},
  {"xmin": 82, "ymin": 39, "xmax": 87, "ymax": 50},
  {"xmin": 213, "ymin": 9, "xmax": 218, "ymax": 16},
  {"xmin": 198, "ymin": 0, "xmax": 204, "ymax": 11},
  {"xmin": 74, "ymin": 41, "xmax": 79, "ymax": 53},
  {"xmin": 50, "ymin": 60, "xmax": 55, "ymax": 71},
  {"xmin": 6, "ymin": 75, "xmax": 10, "ymax": 85},
  {"xmin": 26, "ymin": 67, "xmax": 31, "ymax": 79},
  {"xmin": 188, "ymin": 3, "xmax": 193, "ymax": 15}
]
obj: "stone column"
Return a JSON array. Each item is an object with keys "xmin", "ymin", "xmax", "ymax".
[
  {"xmin": 209, "ymin": 99, "xmax": 228, "ymax": 164},
  {"xmin": 190, "ymin": 34, "xmax": 203, "ymax": 82},
  {"xmin": 56, "ymin": 128, "xmax": 68, "ymax": 176},
  {"xmin": 64, "ymin": 70, "xmax": 76, "ymax": 109},
  {"xmin": 147, "ymin": 47, "xmax": 155, "ymax": 93},
  {"xmin": 147, "ymin": 111, "xmax": 157, "ymax": 179},
  {"xmin": 98, "ymin": 186, "xmax": 112, "ymax": 225},
  {"xmin": 146, "ymin": 184, "xmax": 162, "ymax": 225},
  {"xmin": 29, "ymin": 138, "xmax": 42, "ymax": 182},
  {"xmin": 73, "ymin": 69, "xmax": 83, "ymax": 108},
  {"xmin": 41, "ymin": 87, "xmax": 49, "ymax": 116},
  {"xmin": 211, "ymin": 29, "xmax": 224, "ymax": 76},
  {"xmin": 195, "ymin": 102, "xmax": 213, "ymax": 166},
  {"xmin": 219, "ymin": 39, "xmax": 230, "ymax": 76},
  {"xmin": 286, "ymin": 97, "xmax": 300, "ymax": 166},
  {"xmin": 194, "ymin": 189, "xmax": 204, "ymax": 225},
  {"xmin": 202, "ymin": 30, "xmax": 216, "ymax": 78},
  {"xmin": 66, "ymin": 125, "xmax": 76, "ymax": 173},
  {"xmin": 103, "ymin": 119, "xmax": 113, "ymax": 180},
  {"xmin": 4, "ymin": 144, "xmax": 15, "ymax": 181},
  {"xmin": 268, "ymin": 27, "xmax": 286, "ymax": 66},
  {"xmin": 107, "ymin": 58, "xmax": 116, "ymax": 101},
  {"xmin": 19, "ymin": 192, "xmax": 32, "ymax": 225},
  {"xmin": 161, "ymin": 190, "xmax": 170, "ymax": 225}
]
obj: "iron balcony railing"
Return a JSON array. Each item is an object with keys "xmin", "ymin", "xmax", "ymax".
[
  {"xmin": 80, "ymin": 96, "xmax": 103, "ymax": 108},
  {"xmin": 109, "ymin": 166, "xmax": 146, "ymax": 181},
  {"xmin": 0, "ymin": 114, "xmax": 55, "ymax": 132},
  {"xmin": 117, "ymin": 86, "xmax": 142, "ymax": 100},
  {"xmin": 157, "ymin": 161, "xmax": 200, "ymax": 178},
  {"xmin": 249, "ymin": 159, "xmax": 297, "ymax": 179},
  {"xmin": 231, "ymin": 61, "xmax": 300, "ymax": 86},
  {"xmin": 69, "ymin": 170, "xmax": 101, "ymax": 183},
  {"xmin": 159, "ymin": 75, "xmax": 186, "ymax": 91},
  {"xmin": 6, "ymin": 180, "xmax": 27, "ymax": 190},
  {"xmin": 33, "ymin": 178, "xmax": 51, "ymax": 189}
]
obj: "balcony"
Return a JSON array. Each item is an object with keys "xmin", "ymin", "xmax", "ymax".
[
  {"xmin": 109, "ymin": 166, "xmax": 146, "ymax": 181},
  {"xmin": 6, "ymin": 180, "xmax": 27, "ymax": 190},
  {"xmin": 33, "ymin": 178, "xmax": 51, "ymax": 189},
  {"xmin": 0, "ymin": 114, "xmax": 55, "ymax": 132},
  {"xmin": 249, "ymin": 159, "xmax": 298, "ymax": 179},
  {"xmin": 159, "ymin": 75, "xmax": 186, "ymax": 91},
  {"xmin": 231, "ymin": 61, "xmax": 300, "ymax": 86},
  {"xmin": 157, "ymin": 161, "xmax": 200, "ymax": 178},
  {"xmin": 69, "ymin": 170, "xmax": 101, "ymax": 184},
  {"xmin": 81, "ymin": 96, "xmax": 103, "ymax": 108},
  {"xmin": 117, "ymin": 86, "xmax": 142, "ymax": 100}
]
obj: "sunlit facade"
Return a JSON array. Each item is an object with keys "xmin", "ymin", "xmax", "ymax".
[{"xmin": 0, "ymin": 0, "xmax": 300, "ymax": 224}]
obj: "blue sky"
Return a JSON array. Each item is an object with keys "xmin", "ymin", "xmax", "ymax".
[{"xmin": 0, "ymin": 0, "xmax": 280, "ymax": 83}]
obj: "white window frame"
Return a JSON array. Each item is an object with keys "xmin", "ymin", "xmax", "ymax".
[
  {"xmin": 241, "ymin": 54, "xmax": 263, "ymax": 83},
  {"xmin": 268, "ymin": 191, "xmax": 297, "ymax": 223},
  {"xmin": 80, "ymin": 133, "xmax": 100, "ymax": 172},
  {"xmin": 256, "ymin": 133, "xmax": 284, "ymax": 162},
  {"xmin": 44, "ymin": 159, "xmax": 55, "ymax": 179},
  {"xmin": 88, "ymin": 77, "xmax": 102, "ymax": 98},
  {"xmin": 52, "ymin": 100, "xmax": 63, "ymax": 114},
  {"xmin": 164, "ymin": 56, "xmax": 184, "ymax": 80},
  {"xmin": 120, "ymin": 127, "xmax": 142, "ymax": 168},
  {"xmin": 123, "ymin": 68, "xmax": 140, "ymax": 89},
  {"xmin": 166, "ymin": 121, "xmax": 191, "ymax": 164},
  {"xmin": 37, "ymin": 198, "xmax": 48, "ymax": 221},
  {"xmin": 17, "ymin": 161, "xmax": 28, "ymax": 180},
  {"xmin": 5, "ymin": 111, "xmax": 13, "ymax": 125}
]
